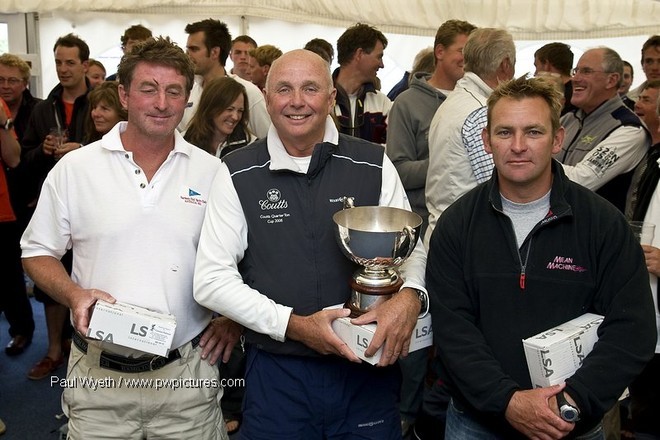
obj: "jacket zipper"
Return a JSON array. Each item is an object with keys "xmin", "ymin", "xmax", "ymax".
[{"xmin": 518, "ymin": 236, "xmax": 533, "ymax": 290}]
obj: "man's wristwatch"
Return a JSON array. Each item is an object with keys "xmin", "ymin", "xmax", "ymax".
[
  {"xmin": 556, "ymin": 391, "xmax": 580, "ymax": 422},
  {"xmin": 1, "ymin": 118, "xmax": 13, "ymax": 131},
  {"xmin": 413, "ymin": 289, "xmax": 429, "ymax": 318}
]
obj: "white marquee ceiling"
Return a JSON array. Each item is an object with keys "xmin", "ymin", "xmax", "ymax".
[{"xmin": 2, "ymin": 0, "xmax": 659, "ymax": 40}]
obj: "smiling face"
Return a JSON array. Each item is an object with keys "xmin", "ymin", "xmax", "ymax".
[
  {"xmin": 91, "ymin": 99, "xmax": 122, "ymax": 135},
  {"xmin": 436, "ymin": 33, "xmax": 469, "ymax": 87},
  {"xmin": 55, "ymin": 45, "xmax": 88, "ymax": 91},
  {"xmin": 356, "ymin": 40, "xmax": 385, "ymax": 83},
  {"xmin": 265, "ymin": 50, "xmax": 336, "ymax": 157},
  {"xmin": 0, "ymin": 64, "xmax": 27, "ymax": 107},
  {"xmin": 634, "ymin": 86, "xmax": 660, "ymax": 132},
  {"xmin": 87, "ymin": 64, "xmax": 106, "ymax": 89},
  {"xmin": 213, "ymin": 93, "xmax": 245, "ymax": 138},
  {"xmin": 118, "ymin": 62, "xmax": 188, "ymax": 141},
  {"xmin": 570, "ymin": 49, "xmax": 619, "ymax": 114},
  {"xmin": 483, "ymin": 96, "xmax": 564, "ymax": 202}
]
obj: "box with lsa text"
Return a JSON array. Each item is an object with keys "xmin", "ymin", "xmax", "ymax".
[
  {"xmin": 86, "ymin": 300, "xmax": 177, "ymax": 356},
  {"xmin": 326, "ymin": 304, "xmax": 433, "ymax": 365},
  {"xmin": 523, "ymin": 313, "xmax": 603, "ymax": 388}
]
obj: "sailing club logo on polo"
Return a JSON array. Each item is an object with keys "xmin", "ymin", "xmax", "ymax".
[
  {"xmin": 179, "ymin": 186, "xmax": 207, "ymax": 206},
  {"xmin": 259, "ymin": 188, "xmax": 290, "ymax": 224}
]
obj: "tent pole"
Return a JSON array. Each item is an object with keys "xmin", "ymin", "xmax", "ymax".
[{"xmin": 239, "ymin": 15, "xmax": 249, "ymax": 36}]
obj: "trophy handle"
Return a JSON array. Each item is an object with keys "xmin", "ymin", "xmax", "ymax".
[
  {"xmin": 393, "ymin": 226, "xmax": 416, "ymax": 260},
  {"xmin": 342, "ymin": 196, "xmax": 355, "ymax": 210}
]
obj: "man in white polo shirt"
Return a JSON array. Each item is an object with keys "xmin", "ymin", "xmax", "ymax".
[{"xmin": 21, "ymin": 38, "xmax": 236, "ymax": 439}]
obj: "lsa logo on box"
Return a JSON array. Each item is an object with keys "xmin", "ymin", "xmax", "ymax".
[
  {"xmin": 357, "ymin": 334, "xmax": 370, "ymax": 349},
  {"xmin": 87, "ymin": 328, "xmax": 114, "ymax": 343},
  {"xmin": 415, "ymin": 324, "xmax": 432, "ymax": 339},
  {"xmin": 540, "ymin": 349, "xmax": 553, "ymax": 378},
  {"xmin": 130, "ymin": 323, "xmax": 150, "ymax": 338}
]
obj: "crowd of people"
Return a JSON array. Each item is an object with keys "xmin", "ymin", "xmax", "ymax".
[{"xmin": 0, "ymin": 16, "xmax": 659, "ymax": 440}]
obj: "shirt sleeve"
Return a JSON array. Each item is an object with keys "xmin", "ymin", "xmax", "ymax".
[
  {"xmin": 385, "ymin": 98, "xmax": 428, "ymax": 191},
  {"xmin": 561, "ymin": 125, "xmax": 649, "ymax": 190},
  {"xmin": 246, "ymin": 94, "xmax": 271, "ymax": 139},
  {"xmin": 462, "ymin": 106, "xmax": 493, "ymax": 185},
  {"xmin": 20, "ymin": 166, "xmax": 72, "ymax": 259},
  {"xmin": 193, "ymin": 164, "xmax": 292, "ymax": 341}
]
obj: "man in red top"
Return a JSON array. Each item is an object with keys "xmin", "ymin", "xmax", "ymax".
[
  {"xmin": 20, "ymin": 33, "xmax": 91, "ymax": 380},
  {"xmin": 0, "ymin": 97, "xmax": 27, "ymax": 355}
]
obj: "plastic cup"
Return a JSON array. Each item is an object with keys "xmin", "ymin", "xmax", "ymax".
[{"xmin": 49, "ymin": 127, "xmax": 68, "ymax": 149}]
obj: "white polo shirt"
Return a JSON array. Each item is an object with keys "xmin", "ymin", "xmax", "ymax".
[{"xmin": 21, "ymin": 122, "xmax": 222, "ymax": 352}]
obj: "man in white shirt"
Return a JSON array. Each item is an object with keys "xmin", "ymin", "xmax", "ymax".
[
  {"xmin": 229, "ymin": 35, "xmax": 256, "ymax": 81},
  {"xmin": 194, "ymin": 49, "xmax": 428, "ymax": 439},
  {"xmin": 179, "ymin": 19, "xmax": 270, "ymax": 138},
  {"xmin": 424, "ymin": 27, "xmax": 516, "ymax": 246},
  {"xmin": 21, "ymin": 38, "xmax": 235, "ymax": 440}
]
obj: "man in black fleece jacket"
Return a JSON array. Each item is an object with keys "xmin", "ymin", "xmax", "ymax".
[{"xmin": 427, "ymin": 76, "xmax": 656, "ymax": 439}]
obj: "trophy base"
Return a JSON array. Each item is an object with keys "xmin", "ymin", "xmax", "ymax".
[{"xmin": 346, "ymin": 278, "xmax": 403, "ymax": 318}]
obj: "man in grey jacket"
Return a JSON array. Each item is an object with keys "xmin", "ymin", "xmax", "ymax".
[
  {"xmin": 385, "ymin": 19, "xmax": 476, "ymax": 437},
  {"xmin": 386, "ymin": 19, "xmax": 476, "ymax": 237}
]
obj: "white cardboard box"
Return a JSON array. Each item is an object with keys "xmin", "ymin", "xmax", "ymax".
[
  {"xmin": 86, "ymin": 300, "xmax": 177, "ymax": 356},
  {"xmin": 327, "ymin": 304, "xmax": 433, "ymax": 365},
  {"xmin": 523, "ymin": 313, "xmax": 603, "ymax": 388}
]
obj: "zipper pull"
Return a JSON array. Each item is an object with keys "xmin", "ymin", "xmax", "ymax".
[
  {"xmin": 240, "ymin": 334, "xmax": 245, "ymax": 353},
  {"xmin": 519, "ymin": 272, "xmax": 526, "ymax": 290}
]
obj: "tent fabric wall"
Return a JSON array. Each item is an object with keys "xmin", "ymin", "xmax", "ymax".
[{"xmin": 2, "ymin": 0, "xmax": 660, "ymax": 40}]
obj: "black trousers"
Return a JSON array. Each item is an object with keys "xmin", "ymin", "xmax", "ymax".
[
  {"xmin": 0, "ymin": 220, "xmax": 35, "ymax": 338},
  {"xmin": 630, "ymin": 353, "xmax": 660, "ymax": 436}
]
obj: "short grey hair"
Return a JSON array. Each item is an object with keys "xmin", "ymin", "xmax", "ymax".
[
  {"xmin": 464, "ymin": 28, "xmax": 515, "ymax": 77},
  {"xmin": 599, "ymin": 47, "xmax": 623, "ymax": 88}
]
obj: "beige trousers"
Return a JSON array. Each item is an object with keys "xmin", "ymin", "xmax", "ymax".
[{"xmin": 61, "ymin": 340, "xmax": 228, "ymax": 439}]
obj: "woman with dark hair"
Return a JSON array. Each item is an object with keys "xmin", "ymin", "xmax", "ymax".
[
  {"xmin": 83, "ymin": 81, "xmax": 127, "ymax": 144},
  {"xmin": 184, "ymin": 76, "xmax": 255, "ymax": 158}
]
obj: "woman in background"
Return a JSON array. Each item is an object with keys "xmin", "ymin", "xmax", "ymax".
[
  {"xmin": 83, "ymin": 81, "xmax": 127, "ymax": 144},
  {"xmin": 184, "ymin": 76, "xmax": 255, "ymax": 158},
  {"xmin": 86, "ymin": 59, "xmax": 107, "ymax": 88}
]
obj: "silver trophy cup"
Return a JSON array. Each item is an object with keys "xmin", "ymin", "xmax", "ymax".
[{"xmin": 333, "ymin": 199, "xmax": 422, "ymax": 317}]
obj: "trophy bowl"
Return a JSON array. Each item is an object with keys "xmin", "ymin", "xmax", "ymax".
[{"xmin": 333, "ymin": 204, "xmax": 422, "ymax": 317}]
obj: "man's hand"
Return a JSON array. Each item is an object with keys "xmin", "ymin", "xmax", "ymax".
[
  {"xmin": 54, "ymin": 141, "xmax": 81, "ymax": 160},
  {"xmin": 642, "ymin": 245, "xmax": 660, "ymax": 276},
  {"xmin": 42, "ymin": 134, "xmax": 59, "ymax": 156},
  {"xmin": 350, "ymin": 287, "xmax": 421, "ymax": 366},
  {"xmin": 68, "ymin": 288, "xmax": 116, "ymax": 336},
  {"xmin": 198, "ymin": 316, "xmax": 243, "ymax": 365},
  {"xmin": 286, "ymin": 308, "xmax": 361, "ymax": 363},
  {"xmin": 505, "ymin": 384, "xmax": 575, "ymax": 440}
]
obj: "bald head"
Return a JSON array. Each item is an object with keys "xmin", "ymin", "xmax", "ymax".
[
  {"xmin": 266, "ymin": 49, "xmax": 333, "ymax": 93},
  {"xmin": 263, "ymin": 49, "xmax": 337, "ymax": 157}
]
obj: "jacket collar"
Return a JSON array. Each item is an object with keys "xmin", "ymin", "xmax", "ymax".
[
  {"xmin": 100, "ymin": 121, "xmax": 194, "ymax": 157},
  {"xmin": 267, "ymin": 116, "xmax": 339, "ymax": 175},
  {"xmin": 488, "ymin": 159, "xmax": 573, "ymax": 221}
]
